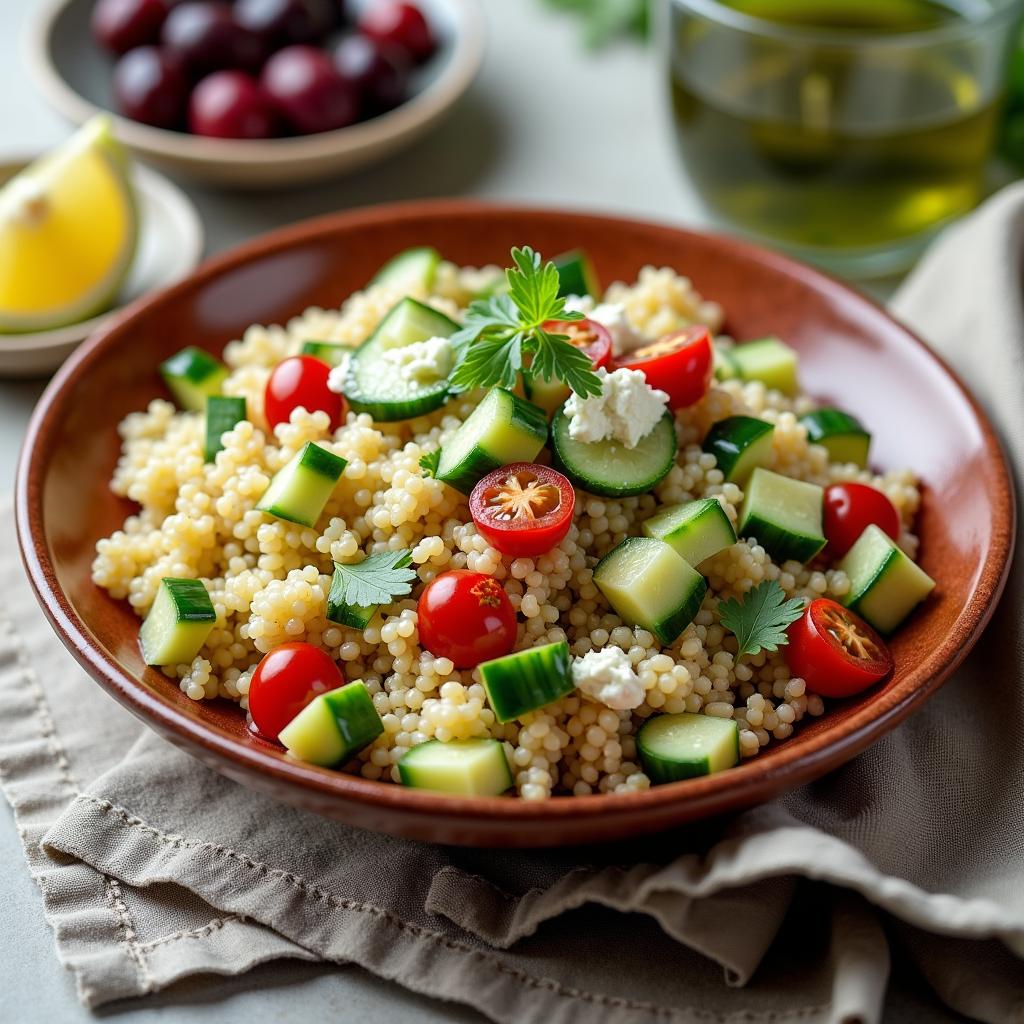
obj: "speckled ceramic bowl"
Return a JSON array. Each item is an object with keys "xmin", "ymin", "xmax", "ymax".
[{"xmin": 15, "ymin": 201, "xmax": 1016, "ymax": 846}]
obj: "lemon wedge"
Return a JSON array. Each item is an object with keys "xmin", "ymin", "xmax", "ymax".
[{"xmin": 0, "ymin": 116, "xmax": 137, "ymax": 334}]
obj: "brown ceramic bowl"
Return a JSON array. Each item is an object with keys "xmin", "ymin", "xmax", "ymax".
[{"xmin": 16, "ymin": 201, "xmax": 1015, "ymax": 847}]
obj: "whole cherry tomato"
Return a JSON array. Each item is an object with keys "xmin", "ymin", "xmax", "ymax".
[
  {"xmin": 248, "ymin": 641, "xmax": 344, "ymax": 740},
  {"xmin": 264, "ymin": 355, "xmax": 344, "ymax": 432},
  {"xmin": 470, "ymin": 463, "xmax": 575, "ymax": 558},
  {"xmin": 823, "ymin": 483, "xmax": 900, "ymax": 558},
  {"xmin": 785, "ymin": 598, "xmax": 893, "ymax": 699},
  {"xmin": 417, "ymin": 570, "xmax": 516, "ymax": 669},
  {"xmin": 615, "ymin": 325, "xmax": 713, "ymax": 409}
]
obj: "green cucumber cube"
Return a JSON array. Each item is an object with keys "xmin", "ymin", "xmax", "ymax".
[
  {"xmin": 638, "ymin": 713, "xmax": 739, "ymax": 784},
  {"xmin": 256, "ymin": 442, "xmax": 347, "ymax": 527},
  {"xmin": 738, "ymin": 468, "xmax": 826, "ymax": 564},
  {"xmin": 702, "ymin": 416, "xmax": 774, "ymax": 485},
  {"xmin": 140, "ymin": 577, "xmax": 216, "ymax": 666},
  {"xmin": 300, "ymin": 341, "xmax": 351, "ymax": 368},
  {"xmin": 159, "ymin": 347, "xmax": 228, "ymax": 411},
  {"xmin": 800, "ymin": 409, "xmax": 871, "ymax": 468},
  {"xmin": 479, "ymin": 641, "xmax": 574, "ymax": 724},
  {"xmin": 643, "ymin": 498, "xmax": 737, "ymax": 567},
  {"xmin": 370, "ymin": 246, "xmax": 441, "ymax": 293},
  {"xmin": 278, "ymin": 680, "xmax": 383, "ymax": 767},
  {"xmin": 730, "ymin": 337, "xmax": 799, "ymax": 396},
  {"xmin": 204, "ymin": 395, "xmax": 247, "ymax": 462},
  {"xmin": 398, "ymin": 739, "xmax": 513, "ymax": 796},
  {"xmin": 552, "ymin": 249, "xmax": 600, "ymax": 299},
  {"xmin": 712, "ymin": 341, "xmax": 740, "ymax": 381},
  {"xmin": 838, "ymin": 524, "xmax": 935, "ymax": 634}
]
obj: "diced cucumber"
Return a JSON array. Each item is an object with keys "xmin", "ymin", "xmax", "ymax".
[
  {"xmin": 712, "ymin": 340, "xmax": 739, "ymax": 381},
  {"xmin": 643, "ymin": 498, "xmax": 737, "ymax": 567},
  {"xmin": 594, "ymin": 537, "xmax": 707, "ymax": 647},
  {"xmin": 436, "ymin": 387, "xmax": 548, "ymax": 494},
  {"xmin": 479, "ymin": 641, "xmax": 574, "ymax": 724},
  {"xmin": 139, "ymin": 577, "xmax": 216, "ymax": 666},
  {"xmin": 343, "ymin": 298, "xmax": 458, "ymax": 421},
  {"xmin": 730, "ymin": 337, "xmax": 799, "ymax": 396},
  {"xmin": 552, "ymin": 249, "xmax": 600, "ymax": 299},
  {"xmin": 838, "ymin": 524, "xmax": 935, "ymax": 634},
  {"xmin": 523, "ymin": 372, "xmax": 571, "ymax": 418},
  {"xmin": 398, "ymin": 739, "xmax": 513, "ymax": 796},
  {"xmin": 702, "ymin": 416, "xmax": 774, "ymax": 484},
  {"xmin": 551, "ymin": 409, "xmax": 677, "ymax": 498},
  {"xmin": 278, "ymin": 681, "xmax": 383, "ymax": 768},
  {"xmin": 256, "ymin": 441, "xmax": 347, "ymax": 527},
  {"xmin": 159, "ymin": 346, "xmax": 228, "ymax": 411},
  {"xmin": 300, "ymin": 341, "xmax": 350, "ymax": 368},
  {"xmin": 738, "ymin": 467, "xmax": 826, "ymax": 564},
  {"xmin": 204, "ymin": 395, "xmax": 247, "ymax": 462},
  {"xmin": 370, "ymin": 246, "xmax": 441, "ymax": 293},
  {"xmin": 800, "ymin": 409, "xmax": 871, "ymax": 468},
  {"xmin": 638, "ymin": 713, "xmax": 739, "ymax": 783},
  {"xmin": 326, "ymin": 564, "xmax": 377, "ymax": 630}
]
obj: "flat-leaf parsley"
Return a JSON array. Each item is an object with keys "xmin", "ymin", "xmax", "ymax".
[
  {"xmin": 418, "ymin": 448, "xmax": 442, "ymax": 478},
  {"xmin": 718, "ymin": 580, "xmax": 806, "ymax": 661},
  {"xmin": 328, "ymin": 550, "xmax": 417, "ymax": 610}
]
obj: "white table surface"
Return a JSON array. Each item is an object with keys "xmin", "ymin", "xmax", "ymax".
[{"xmin": 0, "ymin": 1, "xmax": 962, "ymax": 1020}]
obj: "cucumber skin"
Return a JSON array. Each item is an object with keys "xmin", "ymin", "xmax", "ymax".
[
  {"xmin": 323, "ymin": 682, "xmax": 384, "ymax": 754},
  {"xmin": 300, "ymin": 341, "xmax": 350, "ymax": 367},
  {"xmin": 553, "ymin": 250, "xmax": 599, "ymax": 299},
  {"xmin": 370, "ymin": 246, "xmax": 440, "ymax": 290},
  {"xmin": 702, "ymin": 416, "xmax": 774, "ymax": 483},
  {"xmin": 740, "ymin": 509, "xmax": 826, "ymax": 564},
  {"xmin": 642, "ymin": 498, "xmax": 737, "ymax": 567},
  {"xmin": 204, "ymin": 395, "xmax": 247, "ymax": 462},
  {"xmin": 159, "ymin": 347, "xmax": 228, "ymax": 412},
  {"xmin": 638, "ymin": 715, "xmax": 739, "ymax": 784},
  {"xmin": 479, "ymin": 641, "xmax": 574, "ymax": 723},
  {"xmin": 800, "ymin": 409, "xmax": 871, "ymax": 468}
]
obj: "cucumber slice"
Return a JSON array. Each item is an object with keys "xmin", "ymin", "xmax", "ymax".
[
  {"xmin": 594, "ymin": 537, "xmax": 707, "ymax": 647},
  {"xmin": 551, "ymin": 409, "xmax": 677, "ymax": 498},
  {"xmin": 479, "ymin": 641, "xmax": 574, "ymax": 723},
  {"xmin": 326, "ymin": 564, "xmax": 377, "ymax": 630},
  {"xmin": 730, "ymin": 337, "xmax": 799, "ymax": 396},
  {"xmin": 370, "ymin": 246, "xmax": 441, "ymax": 293},
  {"xmin": 638, "ymin": 713, "xmax": 739, "ymax": 783},
  {"xmin": 398, "ymin": 738, "xmax": 513, "ymax": 796},
  {"xmin": 738, "ymin": 467, "xmax": 826, "ymax": 564},
  {"xmin": 712, "ymin": 341, "xmax": 739, "ymax": 382},
  {"xmin": 643, "ymin": 498, "xmax": 737, "ymax": 567},
  {"xmin": 553, "ymin": 249, "xmax": 600, "ymax": 299},
  {"xmin": 343, "ymin": 298, "xmax": 458, "ymax": 421},
  {"xmin": 278, "ymin": 681, "xmax": 383, "ymax": 768},
  {"xmin": 702, "ymin": 416, "xmax": 774, "ymax": 484},
  {"xmin": 256, "ymin": 441, "xmax": 347, "ymax": 527},
  {"xmin": 300, "ymin": 341, "xmax": 350, "ymax": 368},
  {"xmin": 159, "ymin": 347, "xmax": 228, "ymax": 412},
  {"xmin": 800, "ymin": 409, "xmax": 871, "ymax": 468},
  {"xmin": 140, "ymin": 577, "xmax": 216, "ymax": 666},
  {"xmin": 436, "ymin": 387, "xmax": 548, "ymax": 494},
  {"xmin": 838, "ymin": 524, "xmax": 935, "ymax": 634},
  {"xmin": 204, "ymin": 395, "xmax": 246, "ymax": 462}
]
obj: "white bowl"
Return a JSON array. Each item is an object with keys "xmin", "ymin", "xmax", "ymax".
[
  {"xmin": 0, "ymin": 159, "xmax": 203, "ymax": 378},
  {"xmin": 25, "ymin": 0, "xmax": 485, "ymax": 189}
]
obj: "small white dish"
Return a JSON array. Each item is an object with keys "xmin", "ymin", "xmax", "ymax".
[
  {"xmin": 0, "ymin": 158, "xmax": 204, "ymax": 378},
  {"xmin": 25, "ymin": 0, "xmax": 485, "ymax": 190}
]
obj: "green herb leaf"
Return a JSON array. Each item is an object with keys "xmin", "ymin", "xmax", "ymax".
[
  {"xmin": 329, "ymin": 550, "xmax": 417, "ymax": 610},
  {"xmin": 530, "ymin": 325, "xmax": 605, "ymax": 398},
  {"xmin": 419, "ymin": 448, "xmax": 442, "ymax": 478},
  {"xmin": 450, "ymin": 329, "xmax": 525, "ymax": 391},
  {"xmin": 718, "ymin": 580, "xmax": 806, "ymax": 661},
  {"xmin": 540, "ymin": 0, "xmax": 649, "ymax": 47}
]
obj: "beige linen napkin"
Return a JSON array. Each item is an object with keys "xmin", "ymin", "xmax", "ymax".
[{"xmin": 3, "ymin": 184, "xmax": 1024, "ymax": 1023}]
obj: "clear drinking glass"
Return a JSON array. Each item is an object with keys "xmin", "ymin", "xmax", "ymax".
[{"xmin": 661, "ymin": 0, "xmax": 1024, "ymax": 276}]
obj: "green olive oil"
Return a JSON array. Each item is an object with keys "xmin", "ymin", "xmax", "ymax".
[{"xmin": 668, "ymin": 0, "xmax": 1002, "ymax": 259}]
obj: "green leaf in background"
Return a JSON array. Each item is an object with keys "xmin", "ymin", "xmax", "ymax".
[{"xmin": 539, "ymin": 0, "xmax": 650, "ymax": 47}]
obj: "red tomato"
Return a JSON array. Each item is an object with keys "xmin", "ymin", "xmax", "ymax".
[
  {"xmin": 248, "ymin": 641, "xmax": 344, "ymax": 741},
  {"xmin": 823, "ymin": 483, "xmax": 901, "ymax": 558},
  {"xmin": 417, "ymin": 570, "xmax": 516, "ymax": 669},
  {"xmin": 541, "ymin": 318, "xmax": 612, "ymax": 372},
  {"xmin": 264, "ymin": 355, "xmax": 344, "ymax": 433},
  {"xmin": 785, "ymin": 599, "xmax": 893, "ymax": 699},
  {"xmin": 615, "ymin": 326, "xmax": 713, "ymax": 409},
  {"xmin": 470, "ymin": 463, "xmax": 575, "ymax": 558}
]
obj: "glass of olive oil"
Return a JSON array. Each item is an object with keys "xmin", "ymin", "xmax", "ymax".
[{"xmin": 663, "ymin": 0, "xmax": 1024, "ymax": 276}]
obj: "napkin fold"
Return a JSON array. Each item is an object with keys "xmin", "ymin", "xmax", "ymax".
[{"xmin": 4, "ymin": 185, "xmax": 1024, "ymax": 1023}]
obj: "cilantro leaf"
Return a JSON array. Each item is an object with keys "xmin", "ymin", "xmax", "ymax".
[
  {"xmin": 530, "ymin": 325, "xmax": 604, "ymax": 398},
  {"xmin": 718, "ymin": 580, "xmax": 806, "ymax": 661},
  {"xmin": 419, "ymin": 448, "xmax": 442, "ymax": 478},
  {"xmin": 328, "ymin": 550, "xmax": 417, "ymax": 610}
]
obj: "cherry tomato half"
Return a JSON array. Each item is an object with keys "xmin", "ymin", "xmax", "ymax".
[
  {"xmin": 615, "ymin": 325, "xmax": 713, "ymax": 409},
  {"xmin": 248, "ymin": 641, "xmax": 345, "ymax": 741},
  {"xmin": 541, "ymin": 318, "xmax": 612, "ymax": 372},
  {"xmin": 785, "ymin": 598, "xmax": 893, "ymax": 699},
  {"xmin": 823, "ymin": 483, "xmax": 901, "ymax": 559},
  {"xmin": 265, "ymin": 355, "xmax": 344, "ymax": 433},
  {"xmin": 470, "ymin": 463, "xmax": 575, "ymax": 558},
  {"xmin": 417, "ymin": 569, "xmax": 517, "ymax": 669}
]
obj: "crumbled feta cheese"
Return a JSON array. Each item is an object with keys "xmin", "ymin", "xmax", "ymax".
[
  {"xmin": 378, "ymin": 336, "xmax": 454, "ymax": 384},
  {"xmin": 564, "ymin": 367, "xmax": 669, "ymax": 449},
  {"xmin": 326, "ymin": 353, "xmax": 352, "ymax": 394},
  {"xmin": 588, "ymin": 302, "xmax": 648, "ymax": 358},
  {"xmin": 563, "ymin": 294, "xmax": 595, "ymax": 315},
  {"xmin": 572, "ymin": 647, "xmax": 645, "ymax": 711}
]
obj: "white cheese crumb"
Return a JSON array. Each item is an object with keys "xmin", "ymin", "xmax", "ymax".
[
  {"xmin": 563, "ymin": 294, "xmax": 595, "ymax": 315},
  {"xmin": 326, "ymin": 353, "xmax": 352, "ymax": 394},
  {"xmin": 588, "ymin": 302, "xmax": 649, "ymax": 358},
  {"xmin": 378, "ymin": 336, "xmax": 454, "ymax": 384},
  {"xmin": 572, "ymin": 647, "xmax": 645, "ymax": 711},
  {"xmin": 564, "ymin": 367, "xmax": 669, "ymax": 449}
]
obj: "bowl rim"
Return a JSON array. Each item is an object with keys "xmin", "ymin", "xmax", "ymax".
[
  {"xmin": 15, "ymin": 199, "xmax": 1017, "ymax": 833},
  {"xmin": 24, "ymin": 0, "xmax": 485, "ymax": 168}
]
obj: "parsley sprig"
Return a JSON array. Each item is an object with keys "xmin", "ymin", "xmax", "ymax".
[
  {"xmin": 718, "ymin": 580, "xmax": 806, "ymax": 661},
  {"xmin": 418, "ymin": 448, "xmax": 441, "ymax": 478},
  {"xmin": 449, "ymin": 246, "xmax": 603, "ymax": 399},
  {"xmin": 328, "ymin": 550, "xmax": 417, "ymax": 609}
]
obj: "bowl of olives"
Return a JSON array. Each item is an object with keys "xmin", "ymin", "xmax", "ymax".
[{"xmin": 26, "ymin": 0, "xmax": 483, "ymax": 188}]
